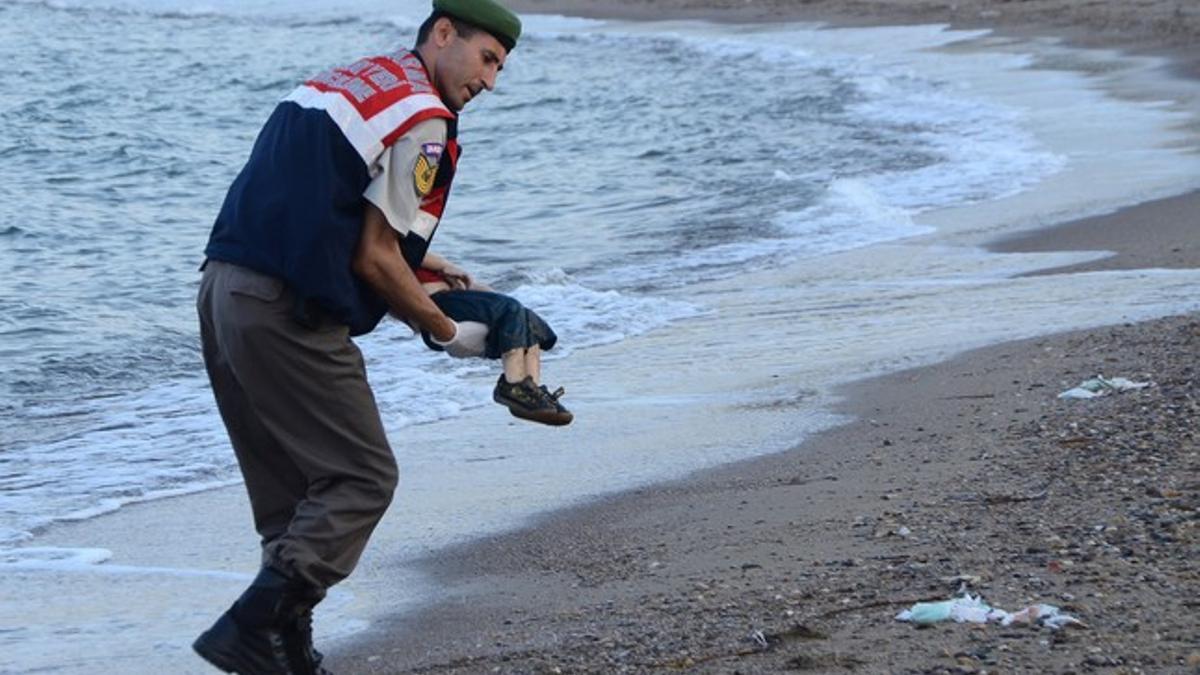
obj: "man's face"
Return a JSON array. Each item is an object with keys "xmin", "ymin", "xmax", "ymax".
[{"xmin": 431, "ymin": 20, "xmax": 507, "ymax": 112}]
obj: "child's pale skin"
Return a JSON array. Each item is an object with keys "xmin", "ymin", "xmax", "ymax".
[{"xmin": 420, "ymin": 251, "xmax": 542, "ymax": 384}]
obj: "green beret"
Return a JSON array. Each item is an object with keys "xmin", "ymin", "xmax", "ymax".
[{"xmin": 433, "ymin": 0, "xmax": 522, "ymax": 52}]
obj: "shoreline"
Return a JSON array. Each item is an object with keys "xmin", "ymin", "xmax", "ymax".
[
  {"xmin": 336, "ymin": 312, "xmax": 1198, "ymax": 673},
  {"xmin": 988, "ymin": 189, "xmax": 1200, "ymax": 277},
  {"xmin": 333, "ymin": 2, "xmax": 1200, "ymax": 673}
]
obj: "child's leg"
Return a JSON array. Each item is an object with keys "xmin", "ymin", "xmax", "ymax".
[
  {"xmin": 498, "ymin": 345, "xmax": 541, "ymax": 386},
  {"xmin": 428, "ymin": 291, "xmax": 571, "ymax": 425},
  {"xmin": 500, "ymin": 345, "xmax": 540, "ymax": 385},
  {"xmin": 523, "ymin": 345, "xmax": 541, "ymax": 385},
  {"xmin": 501, "ymin": 348, "xmax": 528, "ymax": 384}
]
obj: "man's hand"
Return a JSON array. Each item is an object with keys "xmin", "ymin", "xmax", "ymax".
[
  {"xmin": 440, "ymin": 262, "xmax": 473, "ymax": 290},
  {"xmin": 421, "ymin": 251, "xmax": 474, "ymax": 290}
]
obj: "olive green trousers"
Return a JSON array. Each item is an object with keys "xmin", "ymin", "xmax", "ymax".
[{"xmin": 197, "ymin": 261, "xmax": 397, "ymax": 589}]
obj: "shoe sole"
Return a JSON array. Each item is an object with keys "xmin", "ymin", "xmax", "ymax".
[
  {"xmin": 193, "ymin": 634, "xmax": 241, "ymax": 673},
  {"xmin": 508, "ymin": 406, "xmax": 573, "ymax": 426},
  {"xmin": 494, "ymin": 392, "xmax": 573, "ymax": 426}
]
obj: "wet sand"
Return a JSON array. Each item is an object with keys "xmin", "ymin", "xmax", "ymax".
[
  {"xmin": 990, "ymin": 190, "xmax": 1200, "ymax": 277},
  {"xmin": 330, "ymin": 2, "xmax": 1200, "ymax": 672}
]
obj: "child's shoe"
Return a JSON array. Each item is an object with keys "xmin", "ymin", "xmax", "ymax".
[
  {"xmin": 493, "ymin": 375, "xmax": 573, "ymax": 426},
  {"xmin": 540, "ymin": 384, "xmax": 570, "ymax": 415}
]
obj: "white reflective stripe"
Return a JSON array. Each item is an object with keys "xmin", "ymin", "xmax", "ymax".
[
  {"xmin": 283, "ymin": 86, "xmax": 449, "ymax": 167},
  {"xmin": 283, "ymin": 88, "xmax": 379, "ymax": 165},
  {"xmin": 410, "ymin": 210, "xmax": 439, "ymax": 240}
]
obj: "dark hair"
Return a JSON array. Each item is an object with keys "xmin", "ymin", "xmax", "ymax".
[{"xmin": 415, "ymin": 11, "xmax": 480, "ymax": 46}]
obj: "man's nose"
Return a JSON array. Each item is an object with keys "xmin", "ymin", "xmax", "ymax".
[{"xmin": 482, "ymin": 65, "xmax": 498, "ymax": 91}]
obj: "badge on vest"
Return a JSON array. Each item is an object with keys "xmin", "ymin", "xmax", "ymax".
[{"xmin": 413, "ymin": 143, "xmax": 443, "ymax": 197}]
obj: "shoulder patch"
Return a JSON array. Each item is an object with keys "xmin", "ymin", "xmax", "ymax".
[
  {"xmin": 413, "ymin": 145, "xmax": 441, "ymax": 196},
  {"xmin": 421, "ymin": 142, "xmax": 445, "ymax": 160}
]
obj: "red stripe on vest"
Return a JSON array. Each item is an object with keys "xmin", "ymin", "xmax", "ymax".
[{"xmin": 303, "ymin": 51, "xmax": 440, "ymax": 121}]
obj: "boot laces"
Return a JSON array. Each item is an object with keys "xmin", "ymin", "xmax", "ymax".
[{"xmin": 286, "ymin": 609, "xmax": 331, "ymax": 675}]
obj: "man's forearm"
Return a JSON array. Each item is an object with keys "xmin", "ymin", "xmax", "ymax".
[
  {"xmin": 420, "ymin": 250, "xmax": 449, "ymax": 271},
  {"xmin": 354, "ymin": 205, "xmax": 456, "ymax": 341},
  {"xmin": 358, "ymin": 254, "xmax": 455, "ymax": 340}
]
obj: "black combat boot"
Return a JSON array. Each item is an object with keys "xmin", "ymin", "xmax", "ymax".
[
  {"xmin": 282, "ymin": 586, "xmax": 333, "ymax": 675},
  {"xmin": 193, "ymin": 566, "xmax": 302, "ymax": 674}
]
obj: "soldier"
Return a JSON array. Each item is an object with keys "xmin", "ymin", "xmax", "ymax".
[{"xmin": 193, "ymin": 1, "xmax": 522, "ymax": 672}]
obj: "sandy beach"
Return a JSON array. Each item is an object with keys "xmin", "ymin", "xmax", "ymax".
[
  {"xmin": 327, "ymin": 1, "xmax": 1200, "ymax": 673},
  {"xmin": 333, "ymin": 215, "xmax": 1200, "ymax": 674},
  {"xmin": 336, "ymin": 318, "xmax": 1200, "ymax": 673},
  {"xmin": 509, "ymin": 0, "xmax": 1200, "ymax": 55}
]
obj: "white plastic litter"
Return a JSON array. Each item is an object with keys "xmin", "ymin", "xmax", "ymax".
[
  {"xmin": 896, "ymin": 594, "xmax": 1081, "ymax": 630},
  {"xmin": 1000, "ymin": 603, "xmax": 1082, "ymax": 630},
  {"xmin": 895, "ymin": 594, "xmax": 997, "ymax": 624},
  {"xmin": 1058, "ymin": 375, "xmax": 1150, "ymax": 399}
]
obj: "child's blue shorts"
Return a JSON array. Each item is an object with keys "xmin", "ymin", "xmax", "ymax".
[{"xmin": 422, "ymin": 290, "xmax": 557, "ymax": 359}]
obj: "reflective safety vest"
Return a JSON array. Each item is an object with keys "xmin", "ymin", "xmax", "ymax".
[{"xmin": 205, "ymin": 49, "xmax": 460, "ymax": 335}]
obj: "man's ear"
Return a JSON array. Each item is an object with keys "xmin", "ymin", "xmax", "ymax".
[{"xmin": 434, "ymin": 16, "xmax": 456, "ymax": 47}]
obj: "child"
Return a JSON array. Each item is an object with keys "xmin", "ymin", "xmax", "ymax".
[{"xmin": 416, "ymin": 252, "xmax": 572, "ymax": 426}]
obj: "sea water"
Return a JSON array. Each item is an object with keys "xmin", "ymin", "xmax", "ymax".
[
  {"xmin": 0, "ymin": 0, "xmax": 1072, "ymax": 548},
  {"xmin": 1, "ymin": 0, "xmax": 1199, "ymax": 672}
]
